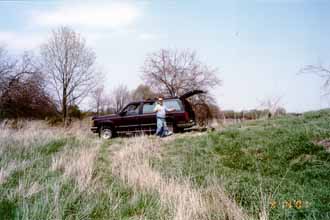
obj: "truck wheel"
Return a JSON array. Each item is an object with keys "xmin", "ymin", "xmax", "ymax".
[
  {"xmin": 176, "ymin": 127, "xmax": 184, "ymax": 133},
  {"xmin": 168, "ymin": 123, "xmax": 181, "ymax": 133},
  {"xmin": 100, "ymin": 127, "xmax": 113, "ymax": 139}
]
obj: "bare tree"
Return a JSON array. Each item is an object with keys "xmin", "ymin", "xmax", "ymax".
[
  {"xmin": 131, "ymin": 84, "xmax": 157, "ymax": 101},
  {"xmin": 0, "ymin": 47, "xmax": 16, "ymax": 95},
  {"xmin": 0, "ymin": 47, "xmax": 56, "ymax": 118},
  {"xmin": 141, "ymin": 49, "xmax": 221, "ymax": 97},
  {"xmin": 188, "ymin": 93, "xmax": 221, "ymax": 126},
  {"xmin": 1, "ymin": 72, "xmax": 56, "ymax": 118},
  {"xmin": 41, "ymin": 26, "xmax": 98, "ymax": 125},
  {"xmin": 0, "ymin": 48, "xmax": 38, "ymax": 96},
  {"xmin": 259, "ymin": 96, "xmax": 284, "ymax": 118},
  {"xmin": 90, "ymin": 85, "xmax": 106, "ymax": 115},
  {"xmin": 103, "ymin": 97, "xmax": 116, "ymax": 114},
  {"xmin": 112, "ymin": 84, "xmax": 131, "ymax": 112},
  {"xmin": 300, "ymin": 64, "xmax": 330, "ymax": 96},
  {"xmin": 141, "ymin": 49, "xmax": 221, "ymax": 126}
]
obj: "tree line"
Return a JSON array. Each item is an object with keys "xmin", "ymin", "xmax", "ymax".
[
  {"xmin": 0, "ymin": 26, "xmax": 221, "ymax": 125},
  {"xmin": 3, "ymin": 26, "xmax": 324, "ymax": 124},
  {"xmin": 0, "ymin": 49, "xmax": 56, "ymax": 119}
]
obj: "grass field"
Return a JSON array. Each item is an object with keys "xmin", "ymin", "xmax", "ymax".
[
  {"xmin": 152, "ymin": 109, "xmax": 330, "ymax": 220},
  {"xmin": 0, "ymin": 110, "xmax": 330, "ymax": 220}
]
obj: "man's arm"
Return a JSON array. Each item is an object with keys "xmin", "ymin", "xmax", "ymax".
[
  {"xmin": 153, "ymin": 104, "xmax": 159, "ymax": 113},
  {"xmin": 166, "ymin": 107, "xmax": 176, "ymax": 112}
]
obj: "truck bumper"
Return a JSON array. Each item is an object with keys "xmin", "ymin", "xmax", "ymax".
[{"xmin": 176, "ymin": 120, "xmax": 196, "ymax": 128}]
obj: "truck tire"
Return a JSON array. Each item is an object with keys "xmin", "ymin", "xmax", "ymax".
[
  {"xmin": 100, "ymin": 127, "xmax": 114, "ymax": 139},
  {"xmin": 168, "ymin": 123, "xmax": 182, "ymax": 133}
]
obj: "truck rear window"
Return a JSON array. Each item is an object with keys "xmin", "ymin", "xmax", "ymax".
[{"xmin": 164, "ymin": 99, "xmax": 183, "ymax": 111}]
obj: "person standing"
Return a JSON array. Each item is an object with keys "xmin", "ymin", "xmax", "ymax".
[{"xmin": 153, "ymin": 97, "xmax": 175, "ymax": 137}]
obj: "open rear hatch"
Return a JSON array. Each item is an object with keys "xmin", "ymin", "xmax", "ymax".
[
  {"xmin": 180, "ymin": 90, "xmax": 206, "ymax": 99},
  {"xmin": 180, "ymin": 90, "xmax": 206, "ymax": 122}
]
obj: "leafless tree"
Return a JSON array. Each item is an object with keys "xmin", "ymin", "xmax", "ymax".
[
  {"xmin": 0, "ymin": 48, "xmax": 39, "ymax": 96},
  {"xmin": 141, "ymin": 49, "xmax": 221, "ymax": 97},
  {"xmin": 40, "ymin": 26, "xmax": 98, "ymax": 125},
  {"xmin": 300, "ymin": 64, "xmax": 330, "ymax": 96},
  {"xmin": 189, "ymin": 93, "xmax": 221, "ymax": 126},
  {"xmin": 112, "ymin": 84, "xmax": 131, "ymax": 112},
  {"xmin": 131, "ymin": 84, "xmax": 157, "ymax": 101},
  {"xmin": 0, "ymin": 47, "xmax": 56, "ymax": 118},
  {"xmin": 141, "ymin": 49, "xmax": 221, "ymax": 125},
  {"xmin": 0, "ymin": 47, "xmax": 16, "ymax": 95},
  {"xmin": 103, "ymin": 98, "xmax": 116, "ymax": 114},
  {"xmin": 90, "ymin": 85, "xmax": 106, "ymax": 115},
  {"xmin": 259, "ymin": 96, "xmax": 285, "ymax": 118},
  {"xmin": 1, "ymin": 73, "xmax": 56, "ymax": 118}
]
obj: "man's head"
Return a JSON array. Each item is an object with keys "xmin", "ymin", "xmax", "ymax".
[{"xmin": 158, "ymin": 97, "xmax": 163, "ymax": 105}]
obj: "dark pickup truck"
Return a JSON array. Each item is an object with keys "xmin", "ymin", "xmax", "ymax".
[{"xmin": 91, "ymin": 90, "xmax": 205, "ymax": 139}]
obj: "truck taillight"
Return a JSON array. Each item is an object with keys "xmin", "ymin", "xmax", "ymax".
[{"xmin": 184, "ymin": 112, "xmax": 189, "ymax": 121}]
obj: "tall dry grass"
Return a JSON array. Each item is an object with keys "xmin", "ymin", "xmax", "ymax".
[
  {"xmin": 111, "ymin": 136, "xmax": 249, "ymax": 220},
  {"xmin": 51, "ymin": 142, "xmax": 100, "ymax": 191},
  {"xmin": 204, "ymin": 183, "xmax": 250, "ymax": 220},
  {"xmin": 0, "ymin": 160, "xmax": 31, "ymax": 185},
  {"xmin": 0, "ymin": 119, "xmax": 263, "ymax": 219},
  {"xmin": 0, "ymin": 119, "xmax": 105, "ymax": 219},
  {"xmin": 0, "ymin": 121, "xmax": 66, "ymax": 187}
]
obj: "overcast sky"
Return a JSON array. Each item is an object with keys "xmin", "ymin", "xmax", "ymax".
[{"xmin": 0, "ymin": 0, "xmax": 329, "ymax": 112}]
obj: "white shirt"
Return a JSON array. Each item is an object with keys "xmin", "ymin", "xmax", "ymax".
[{"xmin": 154, "ymin": 103, "xmax": 167, "ymax": 118}]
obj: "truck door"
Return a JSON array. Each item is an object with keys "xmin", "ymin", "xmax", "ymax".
[
  {"xmin": 139, "ymin": 101, "xmax": 157, "ymax": 133},
  {"xmin": 117, "ymin": 103, "xmax": 141, "ymax": 132}
]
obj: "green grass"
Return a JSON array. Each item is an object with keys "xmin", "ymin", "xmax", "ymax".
[
  {"xmin": 1, "ymin": 110, "xmax": 330, "ymax": 219},
  {"xmin": 152, "ymin": 109, "xmax": 330, "ymax": 220},
  {"xmin": 88, "ymin": 140, "xmax": 169, "ymax": 220},
  {"xmin": 0, "ymin": 126, "xmax": 169, "ymax": 220}
]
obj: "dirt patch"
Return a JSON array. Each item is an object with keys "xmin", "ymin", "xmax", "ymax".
[
  {"xmin": 315, "ymin": 139, "xmax": 330, "ymax": 152},
  {"xmin": 290, "ymin": 154, "xmax": 316, "ymax": 166}
]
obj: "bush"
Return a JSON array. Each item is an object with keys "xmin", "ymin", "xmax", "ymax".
[
  {"xmin": 46, "ymin": 116, "xmax": 63, "ymax": 126},
  {"xmin": 69, "ymin": 105, "xmax": 82, "ymax": 119}
]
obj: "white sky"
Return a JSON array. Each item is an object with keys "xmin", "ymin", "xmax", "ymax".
[{"xmin": 0, "ymin": 0, "xmax": 329, "ymax": 112}]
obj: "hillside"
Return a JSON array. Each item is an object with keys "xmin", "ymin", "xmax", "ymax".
[
  {"xmin": 1, "ymin": 110, "xmax": 330, "ymax": 220},
  {"xmin": 152, "ymin": 109, "xmax": 330, "ymax": 219}
]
